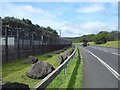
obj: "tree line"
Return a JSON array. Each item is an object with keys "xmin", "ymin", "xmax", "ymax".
[
  {"xmin": 71, "ymin": 31, "xmax": 120, "ymax": 44},
  {"xmin": 1, "ymin": 16, "xmax": 59, "ymax": 38}
]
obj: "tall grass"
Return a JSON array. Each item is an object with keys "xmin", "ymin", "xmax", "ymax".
[{"xmin": 47, "ymin": 48, "xmax": 83, "ymax": 88}]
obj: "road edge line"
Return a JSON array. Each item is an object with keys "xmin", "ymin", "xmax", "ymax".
[{"xmin": 81, "ymin": 47, "xmax": 120, "ymax": 81}]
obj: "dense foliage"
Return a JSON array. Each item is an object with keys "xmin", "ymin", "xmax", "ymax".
[
  {"xmin": 71, "ymin": 31, "xmax": 120, "ymax": 44},
  {"xmin": 71, "ymin": 34, "xmax": 95, "ymax": 43},
  {"xmin": 93, "ymin": 31, "xmax": 108, "ymax": 44},
  {"xmin": 93, "ymin": 31, "xmax": 120, "ymax": 44},
  {"xmin": 1, "ymin": 16, "xmax": 59, "ymax": 37}
]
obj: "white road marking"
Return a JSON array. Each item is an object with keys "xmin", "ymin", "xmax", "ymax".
[
  {"xmin": 81, "ymin": 47, "xmax": 120, "ymax": 81},
  {"xmin": 112, "ymin": 53, "xmax": 120, "ymax": 56},
  {"xmin": 90, "ymin": 46, "xmax": 120, "ymax": 56},
  {"xmin": 104, "ymin": 50, "xmax": 108, "ymax": 52}
]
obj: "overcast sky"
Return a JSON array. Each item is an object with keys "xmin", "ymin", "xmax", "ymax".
[{"xmin": 1, "ymin": 2, "xmax": 118, "ymax": 37}]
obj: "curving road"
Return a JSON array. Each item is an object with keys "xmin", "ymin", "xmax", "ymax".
[{"xmin": 77, "ymin": 45, "xmax": 120, "ymax": 88}]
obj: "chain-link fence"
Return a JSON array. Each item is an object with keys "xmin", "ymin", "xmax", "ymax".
[{"xmin": 2, "ymin": 26, "xmax": 72, "ymax": 63}]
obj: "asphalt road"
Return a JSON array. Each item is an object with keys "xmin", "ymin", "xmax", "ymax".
[{"xmin": 77, "ymin": 45, "xmax": 119, "ymax": 88}]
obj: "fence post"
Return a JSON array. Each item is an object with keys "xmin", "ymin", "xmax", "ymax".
[
  {"xmin": 26, "ymin": 31, "xmax": 29, "ymax": 57},
  {"xmin": 41, "ymin": 35, "xmax": 44, "ymax": 54},
  {"xmin": 39, "ymin": 35, "xmax": 40, "ymax": 54},
  {"xmin": 5, "ymin": 25, "xmax": 9, "ymax": 62},
  {"xmin": 32, "ymin": 32, "xmax": 34, "ymax": 55},
  {"xmin": 64, "ymin": 65, "xmax": 67, "ymax": 75},
  {"xmin": 17, "ymin": 28, "xmax": 20, "ymax": 59}
]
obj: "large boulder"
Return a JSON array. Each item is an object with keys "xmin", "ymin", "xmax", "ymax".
[
  {"xmin": 26, "ymin": 61, "xmax": 55, "ymax": 79},
  {"xmin": 26, "ymin": 56, "xmax": 38, "ymax": 64},
  {"xmin": 59, "ymin": 49, "xmax": 65, "ymax": 53},
  {"xmin": 2, "ymin": 82, "xmax": 30, "ymax": 90},
  {"xmin": 54, "ymin": 51, "xmax": 60, "ymax": 54},
  {"xmin": 58, "ymin": 55, "xmax": 64, "ymax": 65},
  {"xmin": 66, "ymin": 48, "xmax": 74, "ymax": 56},
  {"xmin": 68, "ymin": 47, "xmax": 74, "ymax": 55},
  {"xmin": 63, "ymin": 47, "xmax": 67, "ymax": 51},
  {"xmin": 58, "ymin": 53, "xmax": 68, "ymax": 65},
  {"xmin": 62, "ymin": 53, "xmax": 68, "ymax": 60},
  {"xmin": 58, "ymin": 47, "xmax": 75, "ymax": 65}
]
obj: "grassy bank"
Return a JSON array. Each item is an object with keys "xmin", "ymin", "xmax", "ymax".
[
  {"xmin": 89, "ymin": 41, "xmax": 120, "ymax": 47},
  {"xmin": 2, "ymin": 48, "xmax": 70, "ymax": 88},
  {"xmin": 2, "ymin": 47, "xmax": 83, "ymax": 88},
  {"xmin": 47, "ymin": 48, "xmax": 83, "ymax": 88}
]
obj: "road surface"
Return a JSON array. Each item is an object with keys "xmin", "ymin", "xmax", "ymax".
[{"xmin": 77, "ymin": 45, "xmax": 119, "ymax": 88}]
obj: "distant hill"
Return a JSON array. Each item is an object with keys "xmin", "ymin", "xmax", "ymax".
[{"xmin": 70, "ymin": 31, "xmax": 120, "ymax": 44}]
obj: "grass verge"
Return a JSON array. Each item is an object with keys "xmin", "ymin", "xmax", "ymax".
[
  {"xmin": 46, "ymin": 48, "xmax": 83, "ymax": 88},
  {"xmin": 2, "ymin": 48, "xmax": 71, "ymax": 88},
  {"xmin": 89, "ymin": 41, "xmax": 120, "ymax": 47}
]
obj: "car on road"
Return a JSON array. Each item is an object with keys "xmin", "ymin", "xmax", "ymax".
[{"xmin": 83, "ymin": 42, "xmax": 87, "ymax": 46}]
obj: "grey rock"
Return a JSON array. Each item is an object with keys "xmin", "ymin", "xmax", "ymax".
[
  {"xmin": 63, "ymin": 47, "xmax": 67, "ymax": 51},
  {"xmin": 61, "ymin": 53, "xmax": 68, "ymax": 60},
  {"xmin": 60, "ymin": 49, "xmax": 65, "ymax": 53},
  {"xmin": 58, "ymin": 47, "xmax": 75, "ymax": 65},
  {"xmin": 58, "ymin": 53, "xmax": 68, "ymax": 65},
  {"xmin": 26, "ymin": 61, "xmax": 55, "ymax": 79},
  {"xmin": 54, "ymin": 51, "xmax": 60, "ymax": 54},
  {"xmin": 58, "ymin": 55, "xmax": 64, "ymax": 65},
  {"xmin": 26, "ymin": 56, "xmax": 38, "ymax": 64},
  {"xmin": 2, "ymin": 82, "xmax": 30, "ymax": 90},
  {"xmin": 67, "ymin": 48, "xmax": 74, "ymax": 56}
]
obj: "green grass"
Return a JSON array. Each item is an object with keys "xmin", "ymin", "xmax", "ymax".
[
  {"xmin": 88, "ymin": 42, "xmax": 95, "ymax": 45},
  {"xmin": 2, "ymin": 59, "xmax": 30, "ymax": 78},
  {"xmin": 89, "ymin": 41, "xmax": 120, "ymax": 47},
  {"xmin": 0, "ymin": 66, "xmax": 2, "ymax": 82},
  {"xmin": 2, "ymin": 50, "xmax": 64, "ymax": 77},
  {"xmin": 2, "ymin": 48, "xmax": 71, "ymax": 88},
  {"xmin": 73, "ymin": 42, "xmax": 83, "ymax": 45},
  {"xmin": 47, "ymin": 48, "xmax": 83, "ymax": 88},
  {"xmin": 74, "ymin": 41, "xmax": 120, "ymax": 48},
  {"xmin": 2, "ymin": 67, "xmax": 41, "ymax": 87}
]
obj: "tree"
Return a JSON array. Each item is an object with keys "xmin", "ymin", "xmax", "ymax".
[
  {"xmin": 2, "ymin": 16, "xmax": 59, "ymax": 38},
  {"xmin": 106, "ymin": 32, "xmax": 114, "ymax": 41},
  {"xmin": 93, "ymin": 31, "xmax": 108, "ymax": 44}
]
